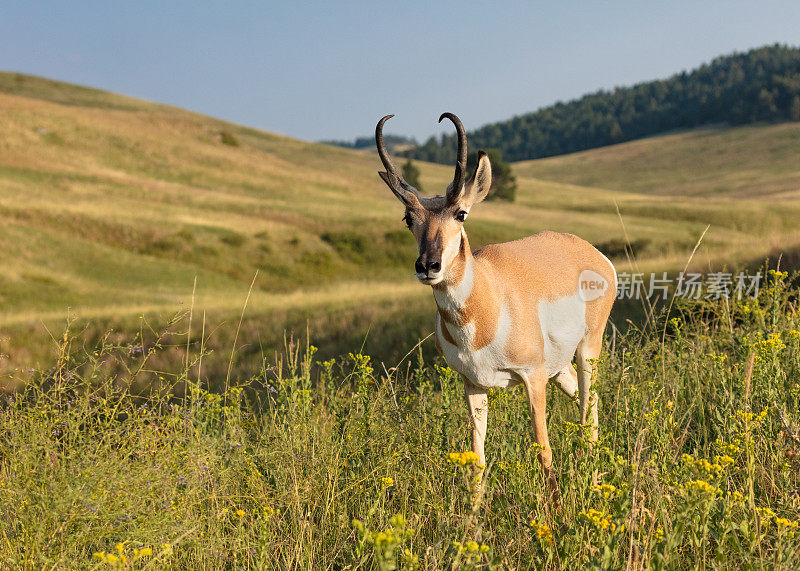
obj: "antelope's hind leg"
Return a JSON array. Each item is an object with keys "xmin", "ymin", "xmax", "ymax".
[
  {"xmin": 577, "ymin": 332, "xmax": 603, "ymax": 443},
  {"xmin": 522, "ymin": 367, "xmax": 561, "ymax": 507}
]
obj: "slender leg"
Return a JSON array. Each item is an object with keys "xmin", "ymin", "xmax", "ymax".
[
  {"xmin": 464, "ymin": 382, "xmax": 488, "ymax": 506},
  {"xmin": 577, "ymin": 333, "xmax": 602, "ymax": 443},
  {"xmin": 464, "ymin": 381, "xmax": 488, "ymax": 468},
  {"xmin": 522, "ymin": 367, "xmax": 561, "ymax": 506}
]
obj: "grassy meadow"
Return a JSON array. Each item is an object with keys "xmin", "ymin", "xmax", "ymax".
[
  {"xmin": 2, "ymin": 270, "xmax": 800, "ymax": 569},
  {"xmin": 2, "ymin": 74, "xmax": 800, "ymax": 568}
]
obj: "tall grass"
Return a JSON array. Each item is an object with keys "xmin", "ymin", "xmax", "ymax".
[{"xmin": 2, "ymin": 271, "xmax": 800, "ymax": 569}]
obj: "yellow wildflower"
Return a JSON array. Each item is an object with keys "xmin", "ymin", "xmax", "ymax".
[
  {"xmin": 593, "ymin": 483, "xmax": 617, "ymax": 499},
  {"xmin": 530, "ymin": 520, "xmax": 554, "ymax": 546},
  {"xmin": 716, "ymin": 438, "xmax": 742, "ymax": 456},
  {"xmin": 580, "ymin": 508, "xmax": 616, "ymax": 532},
  {"xmin": 684, "ymin": 479, "xmax": 719, "ymax": 496},
  {"xmin": 683, "ymin": 454, "xmax": 729, "ymax": 477},
  {"xmin": 759, "ymin": 333, "xmax": 786, "ymax": 354},
  {"xmin": 775, "ymin": 517, "xmax": 798, "ymax": 529},
  {"xmin": 447, "ymin": 451, "xmax": 482, "ymax": 466},
  {"xmin": 756, "ymin": 506, "xmax": 776, "ymax": 529},
  {"xmin": 714, "ymin": 454, "xmax": 735, "ymax": 468},
  {"xmin": 710, "ymin": 354, "xmax": 727, "ymax": 366},
  {"xmin": 381, "ymin": 477, "xmax": 394, "ymax": 489}
]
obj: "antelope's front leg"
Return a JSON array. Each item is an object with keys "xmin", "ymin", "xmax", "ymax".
[
  {"xmin": 464, "ymin": 381, "xmax": 488, "ymax": 505},
  {"xmin": 522, "ymin": 368, "xmax": 561, "ymax": 508},
  {"xmin": 464, "ymin": 382, "xmax": 488, "ymax": 468}
]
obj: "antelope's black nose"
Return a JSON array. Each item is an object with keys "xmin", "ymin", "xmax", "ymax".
[{"xmin": 415, "ymin": 257, "xmax": 441, "ymax": 275}]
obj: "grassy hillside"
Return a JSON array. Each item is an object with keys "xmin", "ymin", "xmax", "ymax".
[
  {"xmin": 513, "ymin": 123, "xmax": 800, "ymax": 198},
  {"xmin": 2, "ymin": 72, "xmax": 800, "ymax": 376},
  {"xmin": 513, "ymin": 123, "xmax": 800, "ymax": 271}
]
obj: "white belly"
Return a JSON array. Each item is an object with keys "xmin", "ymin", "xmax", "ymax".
[{"xmin": 538, "ymin": 293, "xmax": 587, "ymax": 378}]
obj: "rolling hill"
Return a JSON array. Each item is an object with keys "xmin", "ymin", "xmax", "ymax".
[{"xmin": 2, "ymin": 72, "xmax": 800, "ymax": 379}]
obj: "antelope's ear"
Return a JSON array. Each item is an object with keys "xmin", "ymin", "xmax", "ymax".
[{"xmin": 461, "ymin": 151, "xmax": 492, "ymax": 207}]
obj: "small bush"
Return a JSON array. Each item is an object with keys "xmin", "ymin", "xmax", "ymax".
[
  {"xmin": 219, "ymin": 231, "xmax": 246, "ymax": 247},
  {"xmin": 219, "ymin": 130, "xmax": 240, "ymax": 147},
  {"xmin": 597, "ymin": 237, "xmax": 652, "ymax": 259}
]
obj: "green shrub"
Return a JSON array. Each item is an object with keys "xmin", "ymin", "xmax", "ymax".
[{"xmin": 219, "ymin": 130, "xmax": 240, "ymax": 147}]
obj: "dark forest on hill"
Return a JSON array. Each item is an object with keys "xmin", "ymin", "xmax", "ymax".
[{"xmin": 402, "ymin": 44, "xmax": 800, "ymax": 163}]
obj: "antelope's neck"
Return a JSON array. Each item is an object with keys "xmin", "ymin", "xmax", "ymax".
[{"xmin": 431, "ymin": 230, "xmax": 477, "ymax": 319}]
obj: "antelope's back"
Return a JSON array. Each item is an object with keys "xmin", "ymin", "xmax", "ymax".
[{"xmin": 474, "ymin": 230, "xmax": 616, "ymax": 329}]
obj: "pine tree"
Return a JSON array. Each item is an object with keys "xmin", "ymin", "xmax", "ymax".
[
  {"xmin": 401, "ymin": 159, "xmax": 423, "ymax": 191},
  {"xmin": 790, "ymin": 95, "xmax": 800, "ymax": 121}
]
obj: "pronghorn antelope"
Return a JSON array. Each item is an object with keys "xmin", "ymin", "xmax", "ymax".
[{"xmin": 375, "ymin": 113, "xmax": 616, "ymax": 501}]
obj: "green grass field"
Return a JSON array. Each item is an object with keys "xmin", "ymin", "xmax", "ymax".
[{"xmin": 2, "ymin": 271, "xmax": 799, "ymax": 569}]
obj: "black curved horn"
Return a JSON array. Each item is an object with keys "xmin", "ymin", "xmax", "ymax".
[
  {"xmin": 438, "ymin": 112, "xmax": 467, "ymax": 200},
  {"xmin": 375, "ymin": 115, "xmax": 419, "ymax": 199},
  {"xmin": 376, "ymin": 115, "xmax": 401, "ymax": 181}
]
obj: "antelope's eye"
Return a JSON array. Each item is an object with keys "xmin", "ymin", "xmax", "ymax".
[
  {"xmin": 455, "ymin": 210, "xmax": 468, "ymax": 222},
  {"xmin": 402, "ymin": 214, "xmax": 413, "ymax": 229}
]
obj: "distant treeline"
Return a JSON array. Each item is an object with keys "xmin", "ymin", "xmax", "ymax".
[
  {"xmin": 402, "ymin": 44, "xmax": 800, "ymax": 163},
  {"xmin": 323, "ymin": 133, "xmax": 417, "ymax": 151}
]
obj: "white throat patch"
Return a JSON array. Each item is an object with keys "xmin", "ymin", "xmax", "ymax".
[{"xmin": 433, "ymin": 250, "xmax": 473, "ymax": 313}]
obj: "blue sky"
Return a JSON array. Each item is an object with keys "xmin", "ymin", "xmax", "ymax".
[{"xmin": 2, "ymin": 1, "xmax": 799, "ymax": 142}]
